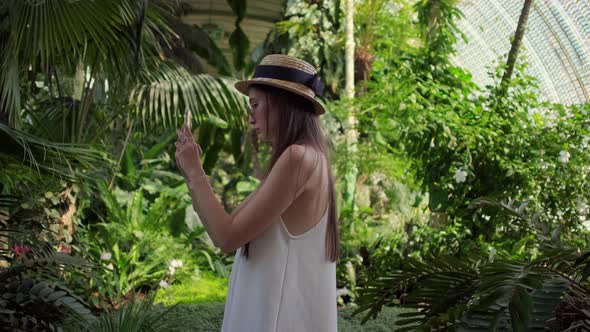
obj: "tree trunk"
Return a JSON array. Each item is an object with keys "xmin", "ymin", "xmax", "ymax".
[
  {"xmin": 343, "ymin": 0, "xmax": 358, "ymax": 208},
  {"xmin": 498, "ymin": 0, "xmax": 534, "ymax": 99},
  {"xmin": 345, "ymin": 0, "xmax": 355, "ymax": 101}
]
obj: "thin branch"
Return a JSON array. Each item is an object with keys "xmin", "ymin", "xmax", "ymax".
[{"xmin": 108, "ymin": 120, "xmax": 135, "ymax": 190}]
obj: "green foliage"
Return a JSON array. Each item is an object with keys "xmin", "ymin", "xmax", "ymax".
[
  {"xmin": 64, "ymin": 295, "xmax": 177, "ymax": 332},
  {"xmin": 356, "ymin": 0, "xmax": 590, "ymax": 238},
  {"xmin": 262, "ymin": 0, "xmax": 345, "ymax": 97},
  {"xmin": 70, "ymin": 169, "xmax": 237, "ymax": 307},
  {"xmin": 415, "ymin": 0, "xmax": 466, "ymax": 60},
  {"xmin": 1, "ymin": 278, "xmax": 92, "ymax": 332},
  {"xmin": 131, "ymin": 62, "xmax": 248, "ymax": 131},
  {"xmin": 72, "ymin": 182, "xmax": 199, "ymax": 306},
  {"xmin": 226, "ymin": 0, "xmax": 249, "ymax": 72},
  {"xmin": 355, "ymin": 198, "xmax": 590, "ymax": 331},
  {"xmin": 0, "ymin": 193, "xmax": 92, "ymax": 331},
  {"xmin": 0, "ymin": 123, "xmax": 109, "ymax": 190}
]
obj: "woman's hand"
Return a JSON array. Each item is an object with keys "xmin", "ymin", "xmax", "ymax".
[{"xmin": 175, "ymin": 123, "xmax": 205, "ymax": 181}]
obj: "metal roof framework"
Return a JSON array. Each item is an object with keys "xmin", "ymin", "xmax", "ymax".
[
  {"xmin": 181, "ymin": 0, "xmax": 286, "ymax": 72},
  {"xmin": 453, "ymin": 0, "xmax": 590, "ymax": 104}
]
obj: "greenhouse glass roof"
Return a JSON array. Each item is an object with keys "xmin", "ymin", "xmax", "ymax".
[
  {"xmin": 453, "ymin": 0, "xmax": 590, "ymax": 105},
  {"xmin": 181, "ymin": 1, "xmax": 589, "ymax": 105}
]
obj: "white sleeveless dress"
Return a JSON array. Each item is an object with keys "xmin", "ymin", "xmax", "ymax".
[{"xmin": 221, "ymin": 207, "xmax": 337, "ymax": 332}]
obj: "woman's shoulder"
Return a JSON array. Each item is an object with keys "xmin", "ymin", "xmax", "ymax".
[{"xmin": 281, "ymin": 144, "xmax": 322, "ymax": 163}]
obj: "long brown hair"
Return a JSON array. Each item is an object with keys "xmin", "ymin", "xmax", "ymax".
[{"xmin": 241, "ymin": 84, "xmax": 339, "ymax": 263}]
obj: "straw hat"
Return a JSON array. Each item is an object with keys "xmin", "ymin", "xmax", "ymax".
[{"xmin": 234, "ymin": 54, "xmax": 326, "ymax": 115}]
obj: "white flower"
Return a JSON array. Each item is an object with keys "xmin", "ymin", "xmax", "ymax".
[
  {"xmin": 559, "ymin": 150, "xmax": 570, "ymax": 163},
  {"xmin": 576, "ymin": 197, "xmax": 588, "ymax": 214},
  {"xmin": 167, "ymin": 259, "xmax": 183, "ymax": 275},
  {"xmin": 106, "ymin": 263, "xmax": 114, "ymax": 270},
  {"xmin": 169, "ymin": 259, "xmax": 183, "ymax": 268},
  {"xmin": 582, "ymin": 137, "xmax": 590, "ymax": 149},
  {"xmin": 582, "ymin": 219, "xmax": 590, "ymax": 231},
  {"xmin": 101, "ymin": 251, "xmax": 112, "ymax": 261},
  {"xmin": 454, "ymin": 169, "xmax": 468, "ymax": 183},
  {"xmin": 159, "ymin": 280, "xmax": 170, "ymax": 289},
  {"xmin": 336, "ymin": 287, "xmax": 350, "ymax": 297}
]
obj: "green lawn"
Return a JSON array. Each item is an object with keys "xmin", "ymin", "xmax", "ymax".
[{"xmin": 155, "ymin": 274, "xmax": 229, "ymax": 305}]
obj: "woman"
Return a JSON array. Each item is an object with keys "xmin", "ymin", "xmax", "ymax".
[{"xmin": 175, "ymin": 54, "xmax": 339, "ymax": 332}]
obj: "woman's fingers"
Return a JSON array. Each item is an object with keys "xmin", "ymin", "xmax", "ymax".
[
  {"xmin": 183, "ymin": 123, "xmax": 195, "ymax": 139},
  {"xmin": 176, "ymin": 130, "xmax": 184, "ymax": 142}
]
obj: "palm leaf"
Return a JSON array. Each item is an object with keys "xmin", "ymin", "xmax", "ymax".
[
  {"xmin": 355, "ymin": 254, "xmax": 481, "ymax": 329},
  {"xmin": 130, "ymin": 61, "xmax": 247, "ymax": 131},
  {"xmin": 0, "ymin": 0, "xmax": 174, "ymax": 126},
  {"xmin": 0, "ymin": 123, "xmax": 110, "ymax": 185}
]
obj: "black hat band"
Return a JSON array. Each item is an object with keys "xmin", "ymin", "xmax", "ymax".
[{"xmin": 253, "ymin": 65, "xmax": 325, "ymax": 97}]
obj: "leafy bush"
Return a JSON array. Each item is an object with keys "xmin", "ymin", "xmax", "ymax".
[{"xmin": 0, "ymin": 193, "xmax": 91, "ymax": 331}]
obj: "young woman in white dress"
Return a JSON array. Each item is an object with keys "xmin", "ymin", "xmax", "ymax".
[{"xmin": 175, "ymin": 54, "xmax": 339, "ymax": 332}]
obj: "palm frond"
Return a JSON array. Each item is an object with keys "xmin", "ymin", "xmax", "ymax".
[
  {"xmin": 130, "ymin": 61, "xmax": 248, "ymax": 131},
  {"xmin": 355, "ymin": 255, "xmax": 481, "ymax": 328},
  {"xmin": 0, "ymin": 123, "xmax": 111, "ymax": 186},
  {"xmin": 469, "ymin": 197, "xmax": 535, "ymax": 232},
  {"xmin": 0, "ymin": 0, "xmax": 175, "ymax": 125}
]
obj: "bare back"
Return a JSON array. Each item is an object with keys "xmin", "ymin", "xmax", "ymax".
[{"xmin": 281, "ymin": 146, "xmax": 329, "ymax": 236}]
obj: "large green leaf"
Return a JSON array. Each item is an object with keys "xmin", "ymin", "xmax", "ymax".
[
  {"xmin": 130, "ymin": 61, "xmax": 247, "ymax": 131},
  {"xmin": 226, "ymin": 0, "xmax": 249, "ymax": 71},
  {"xmin": 229, "ymin": 25, "xmax": 250, "ymax": 71}
]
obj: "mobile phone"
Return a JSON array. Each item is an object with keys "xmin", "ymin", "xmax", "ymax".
[
  {"xmin": 184, "ymin": 108, "xmax": 203, "ymax": 157},
  {"xmin": 184, "ymin": 107, "xmax": 192, "ymax": 130}
]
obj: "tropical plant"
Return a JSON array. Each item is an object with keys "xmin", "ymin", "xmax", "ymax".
[
  {"xmin": 260, "ymin": 0, "xmax": 345, "ymax": 97},
  {"xmin": 0, "ymin": 123, "xmax": 109, "ymax": 192},
  {"xmin": 0, "ymin": 0, "xmax": 249, "ymax": 190},
  {"xmin": 354, "ymin": 197, "xmax": 590, "ymax": 331},
  {"xmin": 0, "ymin": 192, "xmax": 92, "ymax": 331},
  {"xmin": 353, "ymin": 0, "xmax": 590, "ymax": 236},
  {"xmin": 71, "ymin": 182, "xmax": 194, "ymax": 306},
  {"xmin": 1, "ymin": 0, "xmax": 253, "ymax": 314},
  {"xmin": 0, "ymin": 0, "xmax": 247, "ymax": 128},
  {"xmin": 64, "ymin": 294, "xmax": 178, "ymax": 332}
]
